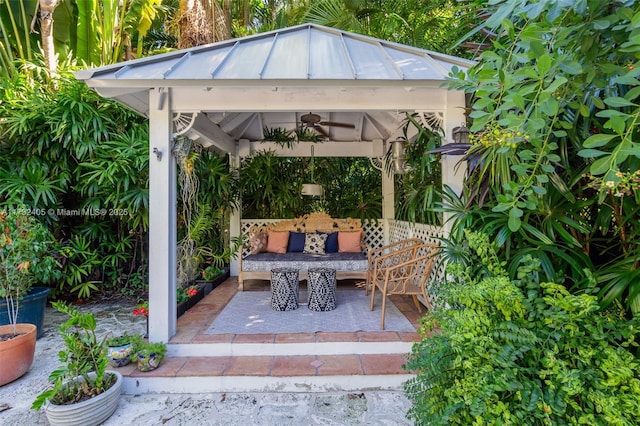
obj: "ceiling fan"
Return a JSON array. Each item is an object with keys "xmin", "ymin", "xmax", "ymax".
[{"xmin": 298, "ymin": 112, "xmax": 355, "ymax": 138}]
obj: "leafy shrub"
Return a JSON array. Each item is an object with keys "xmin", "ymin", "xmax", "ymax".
[{"xmin": 404, "ymin": 232, "xmax": 640, "ymax": 425}]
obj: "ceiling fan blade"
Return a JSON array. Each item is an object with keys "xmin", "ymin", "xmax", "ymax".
[
  {"xmin": 318, "ymin": 121, "xmax": 356, "ymax": 129},
  {"xmin": 312, "ymin": 124, "xmax": 329, "ymax": 138}
]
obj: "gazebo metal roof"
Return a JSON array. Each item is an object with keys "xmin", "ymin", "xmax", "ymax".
[{"xmin": 76, "ymin": 23, "xmax": 474, "ymax": 148}]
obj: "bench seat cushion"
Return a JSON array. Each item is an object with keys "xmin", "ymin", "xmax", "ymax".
[{"xmin": 242, "ymin": 252, "xmax": 367, "ymax": 273}]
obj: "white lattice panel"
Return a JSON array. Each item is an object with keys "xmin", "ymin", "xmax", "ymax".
[
  {"xmin": 388, "ymin": 220, "xmax": 447, "ymax": 284},
  {"xmin": 240, "ymin": 219, "xmax": 280, "ymax": 257},
  {"xmin": 362, "ymin": 219, "xmax": 385, "ymax": 250}
]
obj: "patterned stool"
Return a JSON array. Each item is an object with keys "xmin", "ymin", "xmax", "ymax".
[
  {"xmin": 270, "ymin": 268, "xmax": 299, "ymax": 311},
  {"xmin": 307, "ymin": 268, "xmax": 337, "ymax": 311}
]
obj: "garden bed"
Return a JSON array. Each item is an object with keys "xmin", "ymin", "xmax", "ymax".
[{"xmin": 177, "ymin": 267, "xmax": 229, "ymax": 318}]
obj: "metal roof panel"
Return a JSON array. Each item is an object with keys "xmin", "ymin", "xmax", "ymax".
[
  {"xmin": 213, "ymin": 37, "xmax": 274, "ymax": 79},
  {"xmin": 308, "ymin": 29, "xmax": 355, "ymax": 79},
  {"xmin": 261, "ymin": 30, "xmax": 310, "ymax": 79},
  {"xmin": 167, "ymin": 46, "xmax": 233, "ymax": 79},
  {"xmin": 343, "ymin": 37, "xmax": 402, "ymax": 80},
  {"xmin": 384, "ymin": 47, "xmax": 445, "ymax": 79}
]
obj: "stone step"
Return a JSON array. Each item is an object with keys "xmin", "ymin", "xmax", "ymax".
[{"xmin": 119, "ymin": 353, "xmax": 415, "ymax": 394}]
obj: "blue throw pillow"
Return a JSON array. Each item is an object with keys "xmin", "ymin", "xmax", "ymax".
[
  {"xmin": 288, "ymin": 232, "xmax": 306, "ymax": 252},
  {"xmin": 323, "ymin": 232, "xmax": 339, "ymax": 253}
]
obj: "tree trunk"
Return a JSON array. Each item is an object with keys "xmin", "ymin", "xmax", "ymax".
[{"xmin": 39, "ymin": 0, "xmax": 59, "ymax": 76}]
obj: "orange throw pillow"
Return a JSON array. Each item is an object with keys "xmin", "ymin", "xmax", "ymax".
[
  {"xmin": 266, "ymin": 231, "xmax": 289, "ymax": 253},
  {"xmin": 338, "ymin": 231, "xmax": 362, "ymax": 253}
]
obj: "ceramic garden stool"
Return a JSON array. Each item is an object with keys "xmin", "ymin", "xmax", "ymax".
[
  {"xmin": 307, "ymin": 267, "xmax": 337, "ymax": 311},
  {"xmin": 270, "ymin": 268, "xmax": 299, "ymax": 311}
]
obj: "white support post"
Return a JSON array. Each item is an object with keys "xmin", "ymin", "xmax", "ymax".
[
  {"xmin": 148, "ymin": 87, "xmax": 177, "ymax": 343},
  {"xmin": 381, "ymin": 168, "xmax": 394, "ymax": 245},
  {"xmin": 442, "ymin": 90, "xmax": 468, "ymax": 235},
  {"xmin": 229, "ymin": 150, "xmax": 241, "ymax": 277}
]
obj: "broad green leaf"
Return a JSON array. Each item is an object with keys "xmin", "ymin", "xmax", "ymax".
[
  {"xmin": 590, "ymin": 155, "xmax": 613, "ymax": 175},
  {"xmin": 578, "ymin": 148, "xmax": 607, "ymax": 158},
  {"xmin": 603, "ymin": 97, "xmax": 637, "ymax": 107},
  {"xmin": 545, "ymin": 76, "xmax": 568, "ymax": 94},
  {"xmin": 583, "ymin": 133, "xmax": 617, "ymax": 148},
  {"xmin": 508, "ymin": 215, "xmax": 522, "ymax": 232},
  {"xmin": 492, "ymin": 203, "xmax": 511, "ymax": 213},
  {"xmin": 537, "ymin": 54, "xmax": 552, "ymax": 76},
  {"xmin": 559, "ymin": 60, "xmax": 583, "ymax": 75},
  {"xmin": 540, "ymin": 96, "xmax": 559, "ymax": 116}
]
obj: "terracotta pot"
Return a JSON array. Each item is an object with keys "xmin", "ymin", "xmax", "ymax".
[
  {"xmin": 0, "ymin": 323, "xmax": 37, "ymax": 386},
  {"xmin": 44, "ymin": 370, "xmax": 123, "ymax": 426}
]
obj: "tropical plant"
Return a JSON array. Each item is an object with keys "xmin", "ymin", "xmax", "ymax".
[
  {"xmin": 446, "ymin": 0, "xmax": 640, "ymax": 314},
  {"xmin": 0, "ymin": 208, "xmax": 58, "ymax": 331},
  {"xmin": 0, "ymin": 64, "xmax": 150, "ymax": 301},
  {"xmin": 32, "ymin": 301, "xmax": 116, "ymax": 410},
  {"xmin": 303, "ymin": 0, "xmax": 483, "ymax": 58},
  {"xmin": 404, "ymin": 232, "xmax": 640, "ymax": 425},
  {"xmin": 393, "ymin": 114, "xmax": 443, "ymax": 225}
]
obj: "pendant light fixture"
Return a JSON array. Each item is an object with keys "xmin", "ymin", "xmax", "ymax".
[{"xmin": 302, "ymin": 146, "xmax": 324, "ymax": 196}]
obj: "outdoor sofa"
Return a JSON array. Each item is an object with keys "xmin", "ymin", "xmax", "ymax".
[{"xmin": 237, "ymin": 212, "xmax": 369, "ymax": 290}]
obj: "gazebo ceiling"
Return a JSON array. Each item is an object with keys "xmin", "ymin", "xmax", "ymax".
[{"xmin": 76, "ymin": 23, "xmax": 474, "ymax": 151}]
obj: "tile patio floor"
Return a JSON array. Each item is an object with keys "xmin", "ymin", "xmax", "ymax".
[{"xmin": 118, "ymin": 277, "xmax": 425, "ymax": 394}]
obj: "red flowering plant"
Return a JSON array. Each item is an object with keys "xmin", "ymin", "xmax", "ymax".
[
  {"xmin": 132, "ymin": 301, "xmax": 148, "ymax": 317},
  {"xmin": 132, "ymin": 285, "xmax": 199, "ymax": 317},
  {"xmin": 177, "ymin": 285, "xmax": 199, "ymax": 304}
]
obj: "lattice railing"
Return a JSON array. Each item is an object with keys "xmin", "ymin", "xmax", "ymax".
[
  {"xmin": 362, "ymin": 219, "xmax": 385, "ymax": 250},
  {"xmin": 240, "ymin": 219, "xmax": 279, "ymax": 258},
  {"xmin": 388, "ymin": 220, "xmax": 447, "ymax": 285}
]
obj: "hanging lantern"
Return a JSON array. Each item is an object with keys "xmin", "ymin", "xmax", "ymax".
[
  {"xmin": 391, "ymin": 139, "xmax": 408, "ymax": 174},
  {"xmin": 452, "ymin": 124, "xmax": 470, "ymax": 144},
  {"xmin": 302, "ymin": 146, "xmax": 324, "ymax": 197},
  {"xmin": 301, "ymin": 184, "xmax": 324, "ymax": 196}
]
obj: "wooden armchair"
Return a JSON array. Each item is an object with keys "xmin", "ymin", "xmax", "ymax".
[
  {"xmin": 359, "ymin": 238, "xmax": 424, "ymax": 295},
  {"xmin": 369, "ymin": 243, "xmax": 439, "ymax": 330}
]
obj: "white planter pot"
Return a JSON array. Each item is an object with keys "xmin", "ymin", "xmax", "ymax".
[{"xmin": 44, "ymin": 370, "xmax": 123, "ymax": 426}]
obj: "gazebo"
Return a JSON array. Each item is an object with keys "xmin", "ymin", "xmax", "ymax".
[{"xmin": 75, "ymin": 23, "xmax": 474, "ymax": 342}]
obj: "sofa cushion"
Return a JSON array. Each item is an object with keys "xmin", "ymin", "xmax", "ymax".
[
  {"xmin": 266, "ymin": 231, "xmax": 289, "ymax": 253},
  {"xmin": 323, "ymin": 232, "xmax": 339, "ymax": 253},
  {"xmin": 288, "ymin": 232, "xmax": 306, "ymax": 253},
  {"xmin": 303, "ymin": 233, "xmax": 327, "ymax": 254},
  {"xmin": 248, "ymin": 231, "xmax": 268, "ymax": 254},
  {"xmin": 338, "ymin": 231, "xmax": 362, "ymax": 253}
]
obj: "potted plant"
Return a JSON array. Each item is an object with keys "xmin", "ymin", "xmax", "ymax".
[
  {"xmin": 31, "ymin": 302, "xmax": 122, "ymax": 426},
  {"xmin": 136, "ymin": 340, "xmax": 167, "ymax": 372},
  {"xmin": 0, "ymin": 209, "xmax": 59, "ymax": 339},
  {"xmin": 0, "ymin": 209, "xmax": 57, "ymax": 386},
  {"xmin": 105, "ymin": 333, "xmax": 143, "ymax": 368}
]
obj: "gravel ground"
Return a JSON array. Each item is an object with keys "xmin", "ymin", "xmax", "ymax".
[{"xmin": 0, "ymin": 302, "xmax": 414, "ymax": 425}]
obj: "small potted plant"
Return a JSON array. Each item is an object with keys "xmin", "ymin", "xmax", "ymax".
[
  {"xmin": 32, "ymin": 301, "xmax": 122, "ymax": 426},
  {"xmin": 136, "ymin": 340, "xmax": 167, "ymax": 372},
  {"xmin": 105, "ymin": 333, "xmax": 143, "ymax": 368},
  {"xmin": 0, "ymin": 208, "xmax": 58, "ymax": 386}
]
